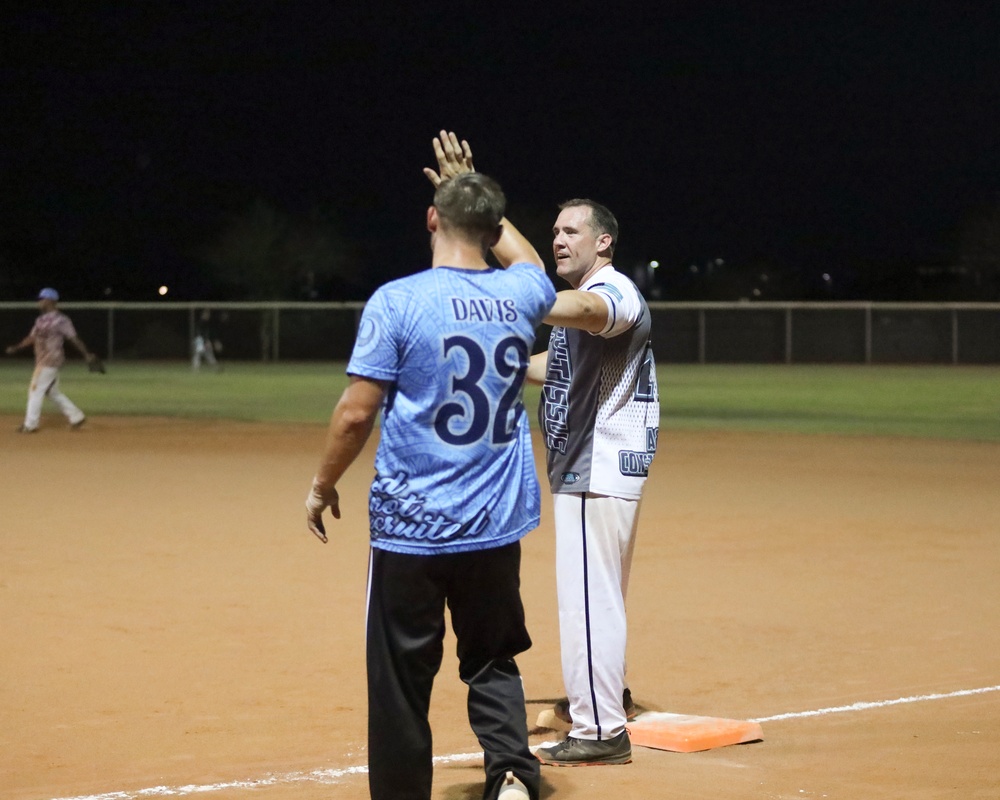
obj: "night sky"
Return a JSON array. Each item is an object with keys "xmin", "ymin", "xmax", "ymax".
[{"xmin": 3, "ymin": 3, "xmax": 999, "ymax": 300}]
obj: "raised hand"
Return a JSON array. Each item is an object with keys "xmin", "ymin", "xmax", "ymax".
[{"xmin": 423, "ymin": 129, "xmax": 475, "ymax": 187}]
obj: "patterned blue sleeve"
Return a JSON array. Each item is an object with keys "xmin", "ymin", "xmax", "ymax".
[{"xmin": 347, "ymin": 287, "xmax": 399, "ymax": 382}]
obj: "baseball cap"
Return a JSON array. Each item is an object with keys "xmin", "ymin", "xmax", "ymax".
[{"xmin": 38, "ymin": 288, "xmax": 60, "ymax": 301}]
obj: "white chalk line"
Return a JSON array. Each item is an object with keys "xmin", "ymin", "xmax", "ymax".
[
  {"xmin": 51, "ymin": 753, "xmax": 482, "ymax": 800},
  {"xmin": 748, "ymin": 683, "xmax": 1000, "ymax": 723},
  {"xmin": 49, "ymin": 684, "xmax": 1000, "ymax": 800}
]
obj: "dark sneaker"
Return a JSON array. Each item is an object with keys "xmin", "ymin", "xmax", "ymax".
[
  {"xmin": 554, "ymin": 688, "xmax": 637, "ymax": 724},
  {"xmin": 497, "ymin": 769, "xmax": 530, "ymax": 800},
  {"xmin": 70, "ymin": 417, "xmax": 86, "ymax": 430},
  {"xmin": 536, "ymin": 730, "xmax": 632, "ymax": 766},
  {"xmin": 16, "ymin": 425, "xmax": 38, "ymax": 433}
]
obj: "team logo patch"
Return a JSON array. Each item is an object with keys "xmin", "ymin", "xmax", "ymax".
[
  {"xmin": 561, "ymin": 472, "xmax": 581, "ymax": 485},
  {"xmin": 356, "ymin": 317, "xmax": 376, "ymax": 347},
  {"xmin": 351, "ymin": 316, "xmax": 380, "ymax": 359}
]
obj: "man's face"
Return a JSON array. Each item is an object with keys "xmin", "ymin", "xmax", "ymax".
[
  {"xmin": 552, "ymin": 205, "xmax": 603, "ymax": 288},
  {"xmin": 38, "ymin": 298, "xmax": 55, "ymax": 312}
]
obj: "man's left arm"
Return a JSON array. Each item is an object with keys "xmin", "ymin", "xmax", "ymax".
[
  {"xmin": 306, "ymin": 376, "xmax": 388, "ymax": 542},
  {"xmin": 67, "ymin": 335, "xmax": 98, "ymax": 365}
]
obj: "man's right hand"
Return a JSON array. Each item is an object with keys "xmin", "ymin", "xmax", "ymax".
[
  {"xmin": 305, "ymin": 477, "xmax": 340, "ymax": 544},
  {"xmin": 423, "ymin": 130, "xmax": 475, "ymax": 187}
]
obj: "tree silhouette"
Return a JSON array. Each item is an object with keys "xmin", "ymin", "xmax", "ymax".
[
  {"xmin": 199, "ymin": 198, "xmax": 364, "ymax": 300},
  {"xmin": 958, "ymin": 204, "xmax": 1000, "ymax": 299}
]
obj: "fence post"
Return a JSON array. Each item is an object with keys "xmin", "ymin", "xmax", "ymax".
[
  {"xmin": 785, "ymin": 307, "xmax": 793, "ymax": 364},
  {"xmin": 952, "ymin": 308, "xmax": 959, "ymax": 365},
  {"xmin": 273, "ymin": 307, "xmax": 281, "ymax": 362},
  {"xmin": 864, "ymin": 304, "xmax": 872, "ymax": 364},
  {"xmin": 107, "ymin": 307, "xmax": 115, "ymax": 361},
  {"xmin": 188, "ymin": 306, "xmax": 195, "ymax": 362},
  {"xmin": 698, "ymin": 308, "xmax": 706, "ymax": 364}
]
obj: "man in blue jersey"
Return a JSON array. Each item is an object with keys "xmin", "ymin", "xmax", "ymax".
[{"xmin": 305, "ymin": 139, "xmax": 555, "ymax": 800}]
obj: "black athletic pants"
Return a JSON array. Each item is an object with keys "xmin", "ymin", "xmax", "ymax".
[{"xmin": 366, "ymin": 541, "xmax": 540, "ymax": 800}]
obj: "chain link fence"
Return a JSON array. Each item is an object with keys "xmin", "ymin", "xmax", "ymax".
[{"xmin": 2, "ymin": 301, "xmax": 998, "ymax": 364}]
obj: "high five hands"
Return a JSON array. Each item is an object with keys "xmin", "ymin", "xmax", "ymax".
[{"xmin": 423, "ymin": 130, "xmax": 475, "ymax": 188}]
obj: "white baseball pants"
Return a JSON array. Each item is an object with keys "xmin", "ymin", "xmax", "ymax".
[
  {"xmin": 24, "ymin": 365, "xmax": 85, "ymax": 430},
  {"xmin": 192, "ymin": 336, "xmax": 218, "ymax": 370},
  {"xmin": 553, "ymin": 492, "xmax": 640, "ymax": 741}
]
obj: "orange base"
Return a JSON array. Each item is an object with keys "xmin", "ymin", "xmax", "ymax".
[{"xmin": 626, "ymin": 712, "xmax": 763, "ymax": 753}]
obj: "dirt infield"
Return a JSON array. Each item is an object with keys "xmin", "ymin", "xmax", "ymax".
[{"xmin": 3, "ymin": 416, "xmax": 999, "ymax": 800}]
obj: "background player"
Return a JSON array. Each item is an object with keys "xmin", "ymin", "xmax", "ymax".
[
  {"xmin": 191, "ymin": 309, "xmax": 222, "ymax": 372},
  {"xmin": 5, "ymin": 287, "xmax": 100, "ymax": 433},
  {"xmin": 304, "ymin": 144, "xmax": 555, "ymax": 800}
]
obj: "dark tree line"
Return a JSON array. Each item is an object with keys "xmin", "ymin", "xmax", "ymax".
[{"xmin": 3, "ymin": 198, "xmax": 998, "ymax": 303}]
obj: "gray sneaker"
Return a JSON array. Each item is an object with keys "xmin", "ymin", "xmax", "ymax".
[
  {"xmin": 536, "ymin": 730, "xmax": 632, "ymax": 766},
  {"xmin": 16, "ymin": 425, "xmax": 38, "ymax": 434},
  {"xmin": 553, "ymin": 688, "xmax": 637, "ymax": 724}
]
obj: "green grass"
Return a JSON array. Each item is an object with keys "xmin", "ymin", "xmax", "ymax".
[
  {"xmin": 659, "ymin": 364, "xmax": 1000, "ymax": 441},
  {"xmin": 0, "ymin": 361, "xmax": 344, "ymax": 424},
  {"xmin": 2, "ymin": 361, "xmax": 998, "ymax": 441}
]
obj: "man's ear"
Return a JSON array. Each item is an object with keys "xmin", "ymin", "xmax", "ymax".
[
  {"xmin": 596, "ymin": 232, "xmax": 614, "ymax": 256},
  {"xmin": 487, "ymin": 223, "xmax": 502, "ymax": 250},
  {"xmin": 427, "ymin": 206, "xmax": 439, "ymax": 232}
]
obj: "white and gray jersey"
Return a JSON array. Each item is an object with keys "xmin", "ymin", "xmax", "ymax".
[{"xmin": 538, "ymin": 266, "xmax": 659, "ymax": 500}]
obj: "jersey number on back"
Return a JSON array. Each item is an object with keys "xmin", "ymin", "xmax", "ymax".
[{"xmin": 435, "ymin": 335, "xmax": 529, "ymax": 446}]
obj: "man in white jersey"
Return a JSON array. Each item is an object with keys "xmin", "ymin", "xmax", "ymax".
[
  {"xmin": 5, "ymin": 287, "xmax": 100, "ymax": 433},
  {"xmin": 528, "ymin": 199, "xmax": 659, "ymax": 767},
  {"xmin": 305, "ymin": 145, "xmax": 555, "ymax": 800}
]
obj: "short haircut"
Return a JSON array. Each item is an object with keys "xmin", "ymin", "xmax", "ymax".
[
  {"xmin": 434, "ymin": 172, "xmax": 506, "ymax": 242},
  {"xmin": 559, "ymin": 199, "xmax": 619, "ymax": 254}
]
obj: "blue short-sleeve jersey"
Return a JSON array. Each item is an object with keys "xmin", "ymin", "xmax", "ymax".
[{"xmin": 348, "ymin": 261, "xmax": 556, "ymax": 555}]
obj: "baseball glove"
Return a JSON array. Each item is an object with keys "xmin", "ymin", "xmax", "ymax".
[{"xmin": 88, "ymin": 356, "xmax": 107, "ymax": 374}]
